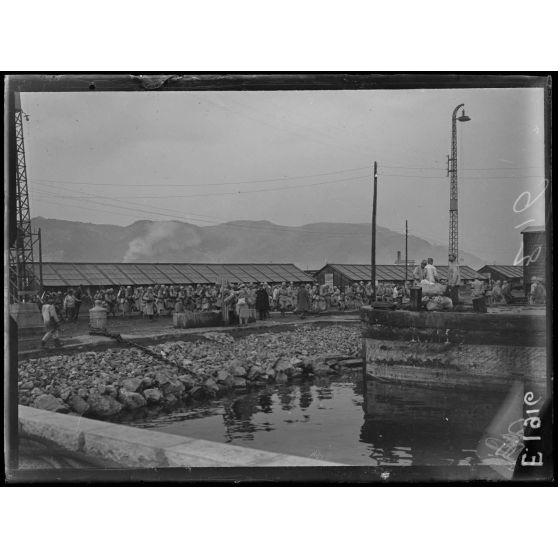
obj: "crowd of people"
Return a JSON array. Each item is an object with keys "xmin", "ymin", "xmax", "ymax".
[{"xmin": 38, "ymin": 280, "xmax": 409, "ymax": 324}]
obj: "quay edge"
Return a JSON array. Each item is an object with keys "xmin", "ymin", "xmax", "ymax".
[{"xmin": 360, "ymin": 306, "xmax": 548, "ymax": 395}]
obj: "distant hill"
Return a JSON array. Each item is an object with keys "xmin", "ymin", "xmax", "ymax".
[{"xmin": 31, "ymin": 217, "xmax": 486, "ymax": 269}]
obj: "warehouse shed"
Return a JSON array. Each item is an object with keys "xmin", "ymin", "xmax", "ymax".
[
  {"xmin": 33, "ymin": 262, "xmax": 313, "ymax": 289},
  {"xmin": 314, "ymin": 263, "xmax": 484, "ymax": 290},
  {"xmin": 477, "ymin": 265, "xmax": 524, "ymax": 287}
]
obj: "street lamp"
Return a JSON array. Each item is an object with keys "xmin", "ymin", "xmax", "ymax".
[{"xmin": 447, "ymin": 103, "xmax": 471, "ymax": 263}]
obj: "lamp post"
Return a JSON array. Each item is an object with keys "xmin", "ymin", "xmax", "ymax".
[{"xmin": 447, "ymin": 104, "xmax": 470, "ymax": 263}]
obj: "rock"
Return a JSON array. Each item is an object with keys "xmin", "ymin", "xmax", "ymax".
[
  {"xmin": 155, "ymin": 370, "xmax": 172, "ymax": 386},
  {"xmin": 33, "ymin": 394, "xmax": 68, "ymax": 413},
  {"xmin": 301, "ymin": 357, "xmax": 314, "ymax": 371},
  {"xmin": 161, "ymin": 377, "xmax": 185, "ymax": 397},
  {"xmin": 247, "ymin": 365, "xmax": 262, "ymax": 380},
  {"xmin": 77, "ymin": 388, "xmax": 88, "ymax": 398},
  {"xmin": 59, "ymin": 388, "xmax": 72, "ymax": 401},
  {"xmin": 204, "ymin": 378, "xmax": 219, "ymax": 392},
  {"xmin": 31, "ymin": 387, "xmax": 43, "ymax": 398},
  {"xmin": 121, "ymin": 377, "xmax": 143, "ymax": 392},
  {"xmin": 164, "ymin": 394, "xmax": 178, "ymax": 405},
  {"xmin": 230, "ymin": 364, "xmax": 247, "ymax": 377},
  {"xmin": 69, "ymin": 394, "xmax": 89, "ymax": 415},
  {"xmin": 178, "ymin": 374, "xmax": 196, "ymax": 389},
  {"xmin": 142, "ymin": 376, "xmax": 154, "ymax": 389},
  {"xmin": 88, "ymin": 393, "xmax": 123, "ymax": 417},
  {"xmin": 143, "ymin": 388, "xmax": 163, "ymax": 404},
  {"xmin": 118, "ymin": 390, "xmax": 147, "ymax": 410},
  {"xmin": 216, "ymin": 369, "xmax": 231, "ymax": 382},
  {"xmin": 104, "ymin": 384, "xmax": 119, "ymax": 398},
  {"xmin": 20, "ymin": 381, "xmax": 34, "ymax": 390},
  {"xmin": 233, "ymin": 377, "xmax": 247, "ymax": 388},
  {"xmin": 313, "ymin": 364, "xmax": 334, "ymax": 375},
  {"xmin": 274, "ymin": 371, "xmax": 288, "ymax": 383},
  {"xmin": 274, "ymin": 359, "xmax": 294, "ymax": 376}
]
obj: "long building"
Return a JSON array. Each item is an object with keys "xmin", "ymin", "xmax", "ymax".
[
  {"xmin": 33, "ymin": 262, "xmax": 313, "ymax": 289},
  {"xmin": 477, "ymin": 265, "xmax": 524, "ymax": 286},
  {"xmin": 314, "ymin": 263, "xmax": 485, "ymax": 289}
]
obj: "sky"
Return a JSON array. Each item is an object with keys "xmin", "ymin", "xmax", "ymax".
[{"xmin": 21, "ymin": 86, "xmax": 546, "ymax": 263}]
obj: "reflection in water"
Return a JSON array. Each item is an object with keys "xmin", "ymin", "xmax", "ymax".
[{"xmin": 119, "ymin": 370, "xmax": 510, "ymax": 468}]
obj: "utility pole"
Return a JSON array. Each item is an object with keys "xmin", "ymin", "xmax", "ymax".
[
  {"xmin": 405, "ymin": 219, "xmax": 408, "ymax": 284},
  {"xmin": 38, "ymin": 227, "xmax": 43, "ymax": 293},
  {"xmin": 448, "ymin": 104, "xmax": 471, "ymax": 263},
  {"xmin": 371, "ymin": 161, "xmax": 378, "ymax": 302},
  {"xmin": 9, "ymin": 91, "xmax": 40, "ymax": 302}
]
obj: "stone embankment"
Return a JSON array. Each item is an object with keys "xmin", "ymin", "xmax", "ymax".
[{"xmin": 18, "ymin": 325, "xmax": 361, "ymax": 419}]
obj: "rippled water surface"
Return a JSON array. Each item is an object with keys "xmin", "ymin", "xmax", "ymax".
[{"xmin": 119, "ymin": 370, "xmax": 510, "ymax": 467}]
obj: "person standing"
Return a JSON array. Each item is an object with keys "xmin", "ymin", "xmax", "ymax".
[
  {"xmin": 41, "ymin": 296, "xmax": 62, "ymax": 349},
  {"xmin": 255, "ymin": 283, "xmax": 270, "ymax": 320},
  {"xmin": 74, "ymin": 285, "xmax": 84, "ymax": 321},
  {"xmin": 447, "ymin": 253, "xmax": 461, "ymax": 306},
  {"xmin": 236, "ymin": 285, "xmax": 250, "ymax": 326},
  {"xmin": 530, "ymin": 276, "xmax": 546, "ymax": 305},
  {"xmin": 63, "ymin": 289, "xmax": 77, "ymax": 322},
  {"xmin": 501, "ymin": 280, "xmax": 513, "ymax": 304},
  {"xmin": 142, "ymin": 287, "xmax": 155, "ymax": 320},
  {"xmin": 413, "ymin": 260, "xmax": 427, "ymax": 285},
  {"xmin": 425, "ymin": 258, "xmax": 438, "ymax": 284},
  {"xmin": 296, "ymin": 283, "xmax": 311, "ymax": 319}
]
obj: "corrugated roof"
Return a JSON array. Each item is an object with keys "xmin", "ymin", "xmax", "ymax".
[
  {"xmin": 318, "ymin": 263, "xmax": 485, "ymax": 282},
  {"xmin": 33, "ymin": 262, "xmax": 313, "ymax": 287},
  {"xmin": 477, "ymin": 265, "xmax": 524, "ymax": 279}
]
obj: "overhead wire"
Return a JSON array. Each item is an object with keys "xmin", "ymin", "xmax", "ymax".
[{"xmin": 29, "ymin": 164, "xmax": 372, "ymax": 188}]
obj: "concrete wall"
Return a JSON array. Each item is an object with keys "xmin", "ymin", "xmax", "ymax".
[{"xmin": 18, "ymin": 406, "xmax": 342, "ymax": 468}]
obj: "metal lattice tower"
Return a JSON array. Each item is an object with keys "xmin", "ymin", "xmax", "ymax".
[
  {"xmin": 9, "ymin": 92, "xmax": 39, "ymax": 302},
  {"xmin": 447, "ymin": 103, "xmax": 470, "ymax": 262}
]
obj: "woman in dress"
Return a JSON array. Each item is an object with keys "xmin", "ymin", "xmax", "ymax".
[
  {"xmin": 142, "ymin": 287, "xmax": 155, "ymax": 320},
  {"xmin": 236, "ymin": 285, "xmax": 250, "ymax": 326}
]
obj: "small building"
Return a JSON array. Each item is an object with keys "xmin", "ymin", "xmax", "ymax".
[
  {"xmin": 33, "ymin": 262, "xmax": 313, "ymax": 290},
  {"xmin": 477, "ymin": 265, "xmax": 524, "ymax": 288},
  {"xmin": 314, "ymin": 263, "xmax": 484, "ymax": 290},
  {"xmin": 520, "ymin": 226, "xmax": 546, "ymax": 293},
  {"xmin": 394, "ymin": 250, "xmax": 415, "ymax": 266}
]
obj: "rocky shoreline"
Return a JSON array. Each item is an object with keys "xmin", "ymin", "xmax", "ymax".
[{"xmin": 18, "ymin": 325, "xmax": 362, "ymax": 419}]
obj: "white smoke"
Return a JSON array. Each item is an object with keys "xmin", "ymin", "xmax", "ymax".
[{"xmin": 123, "ymin": 221, "xmax": 199, "ymax": 262}]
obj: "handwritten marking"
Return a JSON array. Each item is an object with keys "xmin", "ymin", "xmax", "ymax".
[{"xmin": 520, "ymin": 391, "xmax": 543, "ymax": 467}]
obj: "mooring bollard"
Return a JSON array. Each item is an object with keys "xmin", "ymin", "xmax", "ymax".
[{"xmin": 89, "ymin": 299, "xmax": 108, "ymax": 330}]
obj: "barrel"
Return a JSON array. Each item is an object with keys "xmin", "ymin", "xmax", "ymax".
[
  {"xmin": 409, "ymin": 287, "xmax": 422, "ymax": 311},
  {"xmin": 449, "ymin": 285, "xmax": 460, "ymax": 306},
  {"xmin": 89, "ymin": 299, "xmax": 108, "ymax": 329},
  {"xmin": 472, "ymin": 296, "xmax": 487, "ymax": 313}
]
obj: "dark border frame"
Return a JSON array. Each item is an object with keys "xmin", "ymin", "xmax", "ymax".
[{"xmin": 3, "ymin": 72, "xmax": 554, "ymax": 486}]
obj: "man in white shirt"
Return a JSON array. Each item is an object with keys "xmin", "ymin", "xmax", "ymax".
[
  {"xmin": 41, "ymin": 296, "xmax": 62, "ymax": 348},
  {"xmin": 425, "ymin": 258, "xmax": 438, "ymax": 284}
]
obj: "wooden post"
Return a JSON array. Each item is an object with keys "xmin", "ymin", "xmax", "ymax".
[
  {"xmin": 38, "ymin": 227, "xmax": 43, "ymax": 293},
  {"xmin": 371, "ymin": 161, "xmax": 378, "ymax": 302},
  {"xmin": 405, "ymin": 219, "xmax": 408, "ymax": 285}
]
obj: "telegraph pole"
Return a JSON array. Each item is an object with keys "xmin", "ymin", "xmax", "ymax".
[
  {"xmin": 405, "ymin": 219, "xmax": 408, "ymax": 284},
  {"xmin": 371, "ymin": 161, "xmax": 378, "ymax": 302}
]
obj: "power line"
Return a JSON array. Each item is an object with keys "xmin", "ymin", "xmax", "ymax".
[
  {"xmin": 28, "ymin": 165, "xmax": 371, "ymax": 189},
  {"xmin": 30, "ymin": 172, "xmax": 370, "ymax": 199}
]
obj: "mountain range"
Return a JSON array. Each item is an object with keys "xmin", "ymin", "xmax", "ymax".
[{"xmin": 30, "ymin": 217, "xmax": 486, "ymax": 270}]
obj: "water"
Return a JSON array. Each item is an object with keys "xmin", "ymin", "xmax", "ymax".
[{"xmin": 118, "ymin": 370, "xmax": 510, "ymax": 467}]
